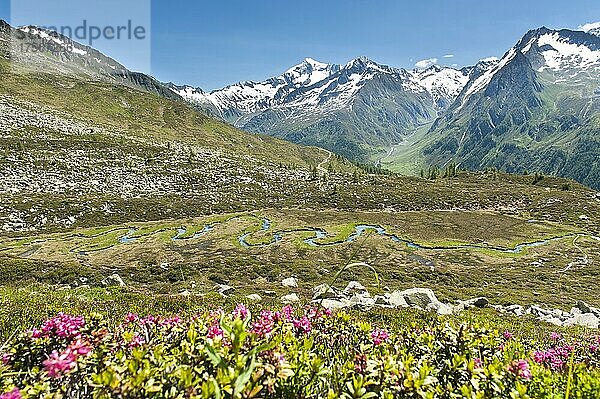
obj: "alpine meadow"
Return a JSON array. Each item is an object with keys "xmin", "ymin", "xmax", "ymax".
[{"xmin": 0, "ymin": 2, "xmax": 600, "ymax": 398}]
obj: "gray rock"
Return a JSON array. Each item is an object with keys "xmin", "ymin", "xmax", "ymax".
[
  {"xmin": 318, "ymin": 298, "xmax": 350, "ymax": 309},
  {"xmin": 214, "ymin": 284, "xmax": 235, "ymax": 296},
  {"xmin": 574, "ymin": 301, "xmax": 593, "ymax": 314},
  {"xmin": 426, "ymin": 302, "xmax": 455, "ymax": 315},
  {"xmin": 312, "ymin": 284, "xmax": 341, "ymax": 300},
  {"xmin": 348, "ymin": 294, "xmax": 375, "ymax": 307},
  {"xmin": 343, "ymin": 281, "xmax": 369, "ymax": 297},
  {"xmin": 386, "ymin": 291, "xmax": 408, "ymax": 308},
  {"xmin": 101, "ymin": 273, "xmax": 125, "ymax": 287},
  {"xmin": 281, "ymin": 293, "xmax": 300, "ymax": 304},
  {"xmin": 246, "ymin": 294, "xmax": 262, "ymax": 302},
  {"xmin": 574, "ymin": 301, "xmax": 600, "ymax": 317},
  {"xmin": 564, "ymin": 313, "xmax": 600, "ymax": 329},
  {"xmin": 462, "ymin": 297, "xmax": 489, "ymax": 308},
  {"xmin": 504, "ymin": 305, "xmax": 524, "ymax": 316},
  {"xmin": 453, "ymin": 303, "xmax": 466, "ymax": 313},
  {"xmin": 373, "ymin": 295, "xmax": 392, "ymax": 306},
  {"xmin": 397, "ymin": 288, "xmax": 440, "ymax": 309},
  {"xmin": 281, "ymin": 277, "xmax": 298, "ymax": 288},
  {"xmin": 527, "ymin": 305, "xmax": 552, "ymax": 317}
]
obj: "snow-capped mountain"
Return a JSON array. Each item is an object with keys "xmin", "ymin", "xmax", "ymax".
[
  {"xmin": 0, "ymin": 21, "xmax": 179, "ymax": 100},
  {"xmin": 172, "ymin": 57, "xmax": 468, "ymax": 116},
  {"xmin": 426, "ymin": 26, "xmax": 600, "ymax": 189},
  {"xmin": 170, "ymin": 56, "xmax": 470, "ymax": 160}
]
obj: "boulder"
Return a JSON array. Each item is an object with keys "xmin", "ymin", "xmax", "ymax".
[
  {"xmin": 386, "ymin": 291, "xmax": 408, "ymax": 308},
  {"xmin": 312, "ymin": 284, "xmax": 341, "ymax": 300},
  {"xmin": 214, "ymin": 284, "xmax": 235, "ymax": 296},
  {"xmin": 504, "ymin": 305, "xmax": 524, "ymax": 316},
  {"xmin": 281, "ymin": 293, "xmax": 300, "ymax": 304},
  {"xmin": 397, "ymin": 288, "xmax": 440, "ymax": 310},
  {"xmin": 385, "ymin": 288, "xmax": 454, "ymax": 314},
  {"xmin": 343, "ymin": 281, "xmax": 369, "ymax": 297},
  {"xmin": 101, "ymin": 273, "xmax": 125, "ymax": 287},
  {"xmin": 319, "ymin": 298, "xmax": 350, "ymax": 309},
  {"xmin": 453, "ymin": 303, "xmax": 466, "ymax": 313},
  {"xmin": 282, "ymin": 277, "xmax": 298, "ymax": 288},
  {"xmin": 426, "ymin": 302, "xmax": 455, "ymax": 315},
  {"xmin": 462, "ymin": 297, "xmax": 489, "ymax": 309},
  {"xmin": 246, "ymin": 294, "xmax": 262, "ymax": 302},
  {"xmin": 564, "ymin": 313, "xmax": 600, "ymax": 329},
  {"xmin": 348, "ymin": 294, "xmax": 375, "ymax": 308},
  {"xmin": 527, "ymin": 305, "xmax": 552, "ymax": 318},
  {"xmin": 574, "ymin": 301, "xmax": 600, "ymax": 317},
  {"xmin": 373, "ymin": 295, "xmax": 392, "ymax": 307}
]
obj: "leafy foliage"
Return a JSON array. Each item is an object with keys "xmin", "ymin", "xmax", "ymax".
[{"xmin": 1, "ymin": 305, "xmax": 600, "ymax": 398}]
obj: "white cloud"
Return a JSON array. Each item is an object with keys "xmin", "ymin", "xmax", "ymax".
[
  {"xmin": 578, "ymin": 21, "xmax": 600, "ymax": 32},
  {"xmin": 443, "ymin": 54, "xmax": 455, "ymax": 58},
  {"xmin": 414, "ymin": 58, "xmax": 438, "ymax": 69}
]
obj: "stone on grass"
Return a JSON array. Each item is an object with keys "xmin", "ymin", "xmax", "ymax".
[
  {"xmin": 214, "ymin": 284, "xmax": 235, "ymax": 296},
  {"xmin": 101, "ymin": 273, "xmax": 125, "ymax": 287},
  {"xmin": 246, "ymin": 294, "xmax": 262, "ymax": 302},
  {"xmin": 343, "ymin": 281, "xmax": 369, "ymax": 297},
  {"xmin": 281, "ymin": 293, "xmax": 300, "ymax": 304},
  {"xmin": 312, "ymin": 284, "xmax": 340, "ymax": 300},
  {"xmin": 282, "ymin": 277, "xmax": 298, "ymax": 288},
  {"xmin": 386, "ymin": 291, "xmax": 408, "ymax": 308}
]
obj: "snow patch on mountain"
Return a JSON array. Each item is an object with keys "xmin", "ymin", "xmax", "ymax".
[
  {"xmin": 415, "ymin": 66, "xmax": 469, "ymax": 105},
  {"xmin": 536, "ymin": 32, "xmax": 600, "ymax": 72},
  {"xmin": 17, "ymin": 26, "xmax": 88, "ymax": 56},
  {"xmin": 578, "ymin": 22, "xmax": 600, "ymax": 33},
  {"xmin": 170, "ymin": 57, "xmax": 471, "ymax": 122},
  {"xmin": 463, "ymin": 47, "xmax": 517, "ymax": 100}
]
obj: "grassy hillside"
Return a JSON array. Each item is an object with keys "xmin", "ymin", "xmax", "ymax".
[{"xmin": 0, "ymin": 60, "xmax": 337, "ymax": 168}]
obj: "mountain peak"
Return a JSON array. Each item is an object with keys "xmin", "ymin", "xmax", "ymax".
[
  {"xmin": 283, "ymin": 57, "xmax": 339, "ymax": 87},
  {"xmin": 302, "ymin": 57, "xmax": 328, "ymax": 67},
  {"xmin": 345, "ymin": 56, "xmax": 376, "ymax": 67}
]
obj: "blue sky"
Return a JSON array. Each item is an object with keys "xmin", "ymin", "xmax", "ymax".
[{"xmin": 1, "ymin": 0, "xmax": 599, "ymax": 90}]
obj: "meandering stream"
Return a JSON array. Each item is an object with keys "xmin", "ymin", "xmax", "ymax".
[
  {"xmin": 236, "ymin": 219, "xmax": 578, "ymax": 254},
  {"xmin": 7, "ymin": 215, "xmax": 589, "ymax": 257}
]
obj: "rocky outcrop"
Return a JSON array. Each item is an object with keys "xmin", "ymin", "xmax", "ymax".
[
  {"xmin": 494, "ymin": 301, "xmax": 600, "ymax": 329},
  {"xmin": 308, "ymin": 282, "xmax": 600, "ymax": 329},
  {"xmin": 281, "ymin": 277, "xmax": 298, "ymax": 288},
  {"xmin": 214, "ymin": 284, "xmax": 235, "ymax": 297},
  {"xmin": 246, "ymin": 294, "xmax": 263, "ymax": 302},
  {"xmin": 101, "ymin": 274, "xmax": 125, "ymax": 287},
  {"xmin": 281, "ymin": 293, "xmax": 300, "ymax": 304}
]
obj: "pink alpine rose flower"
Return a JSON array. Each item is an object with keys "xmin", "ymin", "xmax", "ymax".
[
  {"xmin": 0, "ymin": 388, "xmax": 21, "ymax": 399},
  {"xmin": 43, "ymin": 349, "xmax": 77, "ymax": 378},
  {"xmin": 233, "ymin": 304, "xmax": 249, "ymax": 320},
  {"xmin": 293, "ymin": 316, "xmax": 312, "ymax": 333},
  {"xmin": 371, "ymin": 328, "xmax": 390, "ymax": 346},
  {"xmin": 508, "ymin": 359, "xmax": 532, "ymax": 380}
]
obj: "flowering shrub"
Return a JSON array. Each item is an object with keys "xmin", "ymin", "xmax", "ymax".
[{"xmin": 1, "ymin": 306, "xmax": 600, "ymax": 398}]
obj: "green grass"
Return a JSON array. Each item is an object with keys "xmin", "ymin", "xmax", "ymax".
[{"xmin": 0, "ymin": 207, "xmax": 597, "ymax": 309}]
